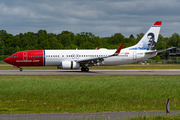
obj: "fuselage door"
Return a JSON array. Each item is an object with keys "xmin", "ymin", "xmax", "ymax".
[
  {"xmin": 133, "ymin": 51, "xmax": 137, "ymax": 60},
  {"xmin": 23, "ymin": 52, "xmax": 28, "ymax": 61}
]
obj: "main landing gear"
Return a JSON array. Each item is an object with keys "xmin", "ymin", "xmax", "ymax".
[{"xmin": 81, "ymin": 67, "xmax": 89, "ymax": 72}]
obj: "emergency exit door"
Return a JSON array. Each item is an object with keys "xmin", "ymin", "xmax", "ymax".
[{"xmin": 133, "ymin": 52, "xmax": 137, "ymax": 60}]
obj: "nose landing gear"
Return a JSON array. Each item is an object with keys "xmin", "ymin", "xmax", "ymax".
[
  {"xmin": 14, "ymin": 66, "xmax": 23, "ymax": 72},
  {"xmin": 19, "ymin": 68, "xmax": 23, "ymax": 72}
]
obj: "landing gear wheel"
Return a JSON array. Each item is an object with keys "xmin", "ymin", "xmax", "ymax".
[
  {"xmin": 81, "ymin": 67, "xmax": 84, "ymax": 72},
  {"xmin": 19, "ymin": 68, "xmax": 23, "ymax": 72},
  {"xmin": 81, "ymin": 67, "xmax": 89, "ymax": 72},
  {"xmin": 85, "ymin": 67, "xmax": 89, "ymax": 72}
]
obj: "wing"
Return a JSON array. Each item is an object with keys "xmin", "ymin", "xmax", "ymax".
[
  {"xmin": 76, "ymin": 44, "xmax": 123, "ymax": 66},
  {"xmin": 145, "ymin": 47, "xmax": 176, "ymax": 54}
]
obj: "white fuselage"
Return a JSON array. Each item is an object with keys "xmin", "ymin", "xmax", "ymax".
[{"xmin": 44, "ymin": 48, "xmax": 156, "ymax": 66}]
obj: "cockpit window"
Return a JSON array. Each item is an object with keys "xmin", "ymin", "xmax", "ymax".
[{"xmin": 11, "ymin": 55, "xmax": 18, "ymax": 57}]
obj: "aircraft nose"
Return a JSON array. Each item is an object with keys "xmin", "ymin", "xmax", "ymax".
[{"xmin": 4, "ymin": 57, "xmax": 11, "ymax": 64}]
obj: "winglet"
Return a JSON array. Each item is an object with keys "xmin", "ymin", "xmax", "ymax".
[
  {"xmin": 116, "ymin": 44, "xmax": 123, "ymax": 53},
  {"xmin": 95, "ymin": 47, "xmax": 98, "ymax": 50},
  {"xmin": 112, "ymin": 44, "xmax": 123, "ymax": 56}
]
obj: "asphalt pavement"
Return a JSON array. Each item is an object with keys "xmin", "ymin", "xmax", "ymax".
[
  {"xmin": 0, "ymin": 69, "xmax": 180, "ymax": 75},
  {"xmin": 0, "ymin": 111, "xmax": 180, "ymax": 120}
]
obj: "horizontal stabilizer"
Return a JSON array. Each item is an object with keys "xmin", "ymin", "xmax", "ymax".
[{"xmin": 145, "ymin": 47, "xmax": 176, "ymax": 54}]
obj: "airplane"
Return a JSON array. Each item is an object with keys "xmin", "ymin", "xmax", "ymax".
[{"xmin": 4, "ymin": 21, "xmax": 174, "ymax": 72}]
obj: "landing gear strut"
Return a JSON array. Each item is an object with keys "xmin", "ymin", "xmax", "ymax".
[
  {"xmin": 81, "ymin": 67, "xmax": 89, "ymax": 72},
  {"xmin": 19, "ymin": 68, "xmax": 23, "ymax": 72}
]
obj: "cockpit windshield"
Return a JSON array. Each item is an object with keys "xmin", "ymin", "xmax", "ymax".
[{"xmin": 11, "ymin": 55, "xmax": 18, "ymax": 57}]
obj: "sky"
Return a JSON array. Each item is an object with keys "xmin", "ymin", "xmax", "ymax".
[{"xmin": 0, "ymin": 0, "xmax": 180, "ymax": 38}]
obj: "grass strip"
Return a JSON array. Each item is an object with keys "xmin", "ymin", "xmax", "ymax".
[{"xmin": 0, "ymin": 76, "xmax": 180, "ymax": 114}]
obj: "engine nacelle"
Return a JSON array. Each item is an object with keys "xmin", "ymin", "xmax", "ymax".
[{"xmin": 57, "ymin": 61, "xmax": 80, "ymax": 69}]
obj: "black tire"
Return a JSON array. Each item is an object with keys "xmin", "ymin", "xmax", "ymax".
[
  {"xmin": 85, "ymin": 67, "xmax": 89, "ymax": 72},
  {"xmin": 19, "ymin": 68, "xmax": 23, "ymax": 72},
  {"xmin": 81, "ymin": 67, "xmax": 84, "ymax": 72},
  {"xmin": 81, "ymin": 67, "xmax": 89, "ymax": 72}
]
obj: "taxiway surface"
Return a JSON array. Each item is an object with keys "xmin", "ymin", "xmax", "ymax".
[{"xmin": 0, "ymin": 69, "xmax": 180, "ymax": 75}]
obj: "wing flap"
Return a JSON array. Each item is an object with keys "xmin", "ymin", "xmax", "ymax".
[{"xmin": 76, "ymin": 44, "xmax": 123, "ymax": 64}]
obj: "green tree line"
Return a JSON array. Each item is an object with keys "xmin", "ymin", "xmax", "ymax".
[{"xmin": 0, "ymin": 30, "xmax": 179, "ymax": 60}]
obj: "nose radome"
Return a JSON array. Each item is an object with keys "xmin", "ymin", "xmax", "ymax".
[{"xmin": 4, "ymin": 57, "xmax": 10, "ymax": 64}]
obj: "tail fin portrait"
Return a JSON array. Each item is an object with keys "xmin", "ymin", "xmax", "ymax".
[{"xmin": 129, "ymin": 21, "xmax": 162, "ymax": 50}]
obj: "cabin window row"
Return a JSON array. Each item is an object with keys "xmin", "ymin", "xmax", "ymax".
[
  {"xmin": 45, "ymin": 55, "xmax": 109, "ymax": 57},
  {"xmin": 29, "ymin": 55, "xmax": 44, "ymax": 57},
  {"xmin": 66, "ymin": 55, "xmax": 108, "ymax": 57},
  {"xmin": 46, "ymin": 55, "xmax": 59, "ymax": 57},
  {"xmin": 28, "ymin": 54, "xmax": 128, "ymax": 58}
]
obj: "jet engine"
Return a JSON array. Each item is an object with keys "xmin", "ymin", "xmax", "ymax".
[{"xmin": 57, "ymin": 61, "xmax": 80, "ymax": 69}]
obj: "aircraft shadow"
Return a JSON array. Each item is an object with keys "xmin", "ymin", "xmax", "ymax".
[{"xmin": 56, "ymin": 71, "xmax": 97, "ymax": 73}]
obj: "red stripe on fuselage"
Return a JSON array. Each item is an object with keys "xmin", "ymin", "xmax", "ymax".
[{"xmin": 7, "ymin": 50, "xmax": 44, "ymax": 66}]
